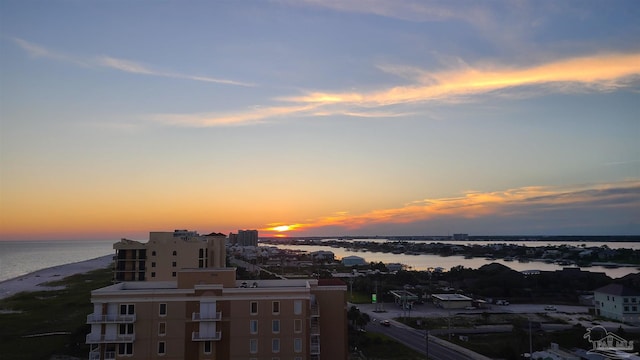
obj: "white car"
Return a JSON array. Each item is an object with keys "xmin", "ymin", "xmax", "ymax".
[{"xmin": 544, "ymin": 305, "xmax": 557, "ymax": 311}]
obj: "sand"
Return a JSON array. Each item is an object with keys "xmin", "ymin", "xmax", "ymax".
[{"xmin": 0, "ymin": 255, "xmax": 113, "ymax": 300}]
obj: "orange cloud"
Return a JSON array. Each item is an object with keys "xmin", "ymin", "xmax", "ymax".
[
  {"xmin": 273, "ymin": 181, "xmax": 640, "ymax": 234},
  {"xmin": 165, "ymin": 52, "xmax": 640, "ymax": 127},
  {"xmin": 286, "ymin": 53, "xmax": 640, "ymax": 107}
]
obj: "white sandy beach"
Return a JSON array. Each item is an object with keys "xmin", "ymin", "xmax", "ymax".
[{"xmin": 0, "ymin": 255, "xmax": 113, "ymax": 300}]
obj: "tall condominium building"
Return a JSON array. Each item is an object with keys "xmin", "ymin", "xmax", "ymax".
[
  {"xmin": 229, "ymin": 229, "xmax": 259, "ymax": 246},
  {"xmin": 87, "ymin": 230, "xmax": 348, "ymax": 360},
  {"xmin": 113, "ymin": 230, "xmax": 226, "ymax": 282}
]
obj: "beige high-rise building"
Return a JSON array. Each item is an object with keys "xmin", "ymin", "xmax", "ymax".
[
  {"xmin": 87, "ymin": 230, "xmax": 348, "ymax": 360},
  {"xmin": 113, "ymin": 230, "xmax": 226, "ymax": 282}
]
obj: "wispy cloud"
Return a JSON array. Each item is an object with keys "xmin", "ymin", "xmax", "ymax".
[
  {"xmin": 274, "ymin": 181, "xmax": 640, "ymax": 233},
  {"xmin": 176, "ymin": 52, "xmax": 640, "ymax": 127},
  {"xmin": 282, "ymin": 0, "xmax": 491, "ymax": 26},
  {"xmin": 12, "ymin": 38, "xmax": 253, "ymax": 87},
  {"xmin": 286, "ymin": 53, "xmax": 640, "ymax": 107},
  {"xmin": 149, "ymin": 104, "xmax": 320, "ymax": 127}
]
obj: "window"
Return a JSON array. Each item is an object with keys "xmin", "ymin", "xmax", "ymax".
[
  {"xmin": 159, "ymin": 303, "xmax": 167, "ymax": 316},
  {"xmin": 633, "ymin": 306, "xmax": 637, "ymax": 311},
  {"xmin": 294, "ymin": 300, "xmax": 302, "ymax": 315},
  {"xmin": 250, "ymin": 301, "xmax": 258, "ymax": 315},
  {"xmin": 119, "ymin": 323, "xmax": 134, "ymax": 335},
  {"xmin": 120, "ymin": 304, "xmax": 135, "ymax": 315},
  {"xmin": 294, "ymin": 338, "xmax": 302, "ymax": 352},
  {"xmin": 151, "ymin": 272, "xmax": 156, "ymax": 278},
  {"xmin": 624, "ymin": 298, "xmax": 629, "ymax": 303},
  {"xmin": 118, "ymin": 343, "xmax": 133, "ymax": 355},
  {"xmin": 158, "ymin": 341, "xmax": 165, "ymax": 355},
  {"xmin": 272, "ymin": 301, "xmax": 280, "ymax": 315},
  {"xmin": 249, "ymin": 339, "xmax": 258, "ymax": 354},
  {"xmin": 624, "ymin": 306, "xmax": 629, "ymax": 311},
  {"xmin": 158, "ymin": 322, "xmax": 166, "ymax": 336},
  {"xmin": 204, "ymin": 341, "xmax": 212, "ymax": 354},
  {"xmin": 294, "ymin": 319, "xmax": 302, "ymax": 333},
  {"xmin": 172, "ymin": 272, "xmax": 176, "ymax": 277},
  {"xmin": 151, "ymin": 262, "xmax": 156, "ymax": 268},
  {"xmin": 172, "ymin": 250, "xmax": 177, "ymax": 256},
  {"xmin": 272, "ymin": 338, "xmax": 280, "ymax": 353},
  {"xmin": 152, "ymin": 251, "xmax": 156, "ymax": 256},
  {"xmin": 272, "ymin": 319, "xmax": 280, "ymax": 333},
  {"xmin": 250, "ymin": 320, "xmax": 258, "ymax": 334},
  {"xmin": 172, "ymin": 261, "xmax": 177, "ymax": 267},
  {"xmin": 633, "ymin": 298, "xmax": 637, "ymax": 303}
]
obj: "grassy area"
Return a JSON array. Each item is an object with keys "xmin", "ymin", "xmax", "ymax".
[
  {"xmin": 351, "ymin": 332, "xmax": 424, "ymax": 359},
  {"xmin": 0, "ymin": 266, "xmax": 113, "ymax": 360},
  {"xmin": 441, "ymin": 326, "xmax": 593, "ymax": 359},
  {"xmin": 349, "ymin": 290, "xmax": 373, "ymax": 304},
  {"xmin": 398, "ymin": 313, "xmax": 535, "ymax": 330}
]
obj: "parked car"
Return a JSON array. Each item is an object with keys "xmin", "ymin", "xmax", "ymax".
[
  {"xmin": 544, "ymin": 305, "xmax": 557, "ymax": 311},
  {"xmin": 381, "ymin": 320, "xmax": 391, "ymax": 327},
  {"xmin": 495, "ymin": 300, "xmax": 509, "ymax": 305}
]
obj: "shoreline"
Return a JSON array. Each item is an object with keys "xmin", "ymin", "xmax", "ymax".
[{"xmin": 0, "ymin": 255, "xmax": 113, "ymax": 300}]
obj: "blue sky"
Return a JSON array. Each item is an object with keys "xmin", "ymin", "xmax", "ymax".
[{"xmin": 1, "ymin": 1, "xmax": 638, "ymax": 240}]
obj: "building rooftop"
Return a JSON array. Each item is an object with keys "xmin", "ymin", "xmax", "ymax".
[
  {"xmin": 595, "ymin": 283, "xmax": 640, "ymax": 296},
  {"xmin": 432, "ymin": 293, "xmax": 473, "ymax": 301}
]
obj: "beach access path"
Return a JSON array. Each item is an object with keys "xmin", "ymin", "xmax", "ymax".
[{"xmin": 0, "ymin": 255, "xmax": 113, "ymax": 300}]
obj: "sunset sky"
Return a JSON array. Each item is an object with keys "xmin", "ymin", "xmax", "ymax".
[{"xmin": 1, "ymin": 1, "xmax": 639, "ymax": 240}]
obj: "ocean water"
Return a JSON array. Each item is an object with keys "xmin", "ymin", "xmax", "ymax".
[{"xmin": 0, "ymin": 240, "xmax": 116, "ymax": 282}]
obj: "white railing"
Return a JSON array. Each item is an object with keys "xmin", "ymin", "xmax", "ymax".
[
  {"xmin": 192, "ymin": 312, "xmax": 222, "ymax": 321},
  {"xmin": 310, "ymin": 342, "xmax": 320, "ymax": 354},
  {"xmin": 191, "ymin": 331, "xmax": 222, "ymax": 341},
  {"xmin": 85, "ymin": 333, "xmax": 135, "ymax": 344},
  {"xmin": 311, "ymin": 304, "xmax": 319, "ymax": 316},
  {"xmin": 86, "ymin": 313, "xmax": 136, "ymax": 324},
  {"xmin": 310, "ymin": 321, "xmax": 320, "ymax": 334}
]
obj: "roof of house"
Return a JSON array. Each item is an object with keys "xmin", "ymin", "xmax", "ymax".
[{"xmin": 595, "ymin": 283, "xmax": 640, "ymax": 296}]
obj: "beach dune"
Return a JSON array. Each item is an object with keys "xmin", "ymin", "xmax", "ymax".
[{"xmin": 0, "ymin": 255, "xmax": 113, "ymax": 300}]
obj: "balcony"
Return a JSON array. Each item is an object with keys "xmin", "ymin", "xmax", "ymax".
[
  {"xmin": 87, "ymin": 313, "xmax": 136, "ymax": 324},
  {"xmin": 88, "ymin": 351, "xmax": 116, "ymax": 360},
  {"xmin": 310, "ymin": 341, "xmax": 320, "ymax": 355},
  {"xmin": 191, "ymin": 331, "xmax": 222, "ymax": 341},
  {"xmin": 192, "ymin": 312, "xmax": 222, "ymax": 321},
  {"xmin": 85, "ymin": 333, "xmax": 135, "ymax": 344},
  {"xmin": 311, "ymin": 303, "xmax": 319, "ymax": 317},
  {"xmin": 310, "ymin": 321, "xmax": 320, "ymax": 335}
]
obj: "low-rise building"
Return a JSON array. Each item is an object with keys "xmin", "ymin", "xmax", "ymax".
[
  {"xmin": 594, "ymin": 283, "xmax": 640, "ymax": 324},
  {"xmin": 431, "ymin": 293, "xmax": 473, "ymax": 309},
  {"xmin": 341, "ymin": 255, "xmax": 366, "ymax": 266}
]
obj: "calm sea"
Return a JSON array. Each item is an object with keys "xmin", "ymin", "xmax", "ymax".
[{"xmin": 0, "ymin": 240, "xmax": 116, "ymax": 282}]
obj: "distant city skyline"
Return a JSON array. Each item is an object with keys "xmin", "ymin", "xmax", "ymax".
[{"xmin": 1, "ymin": 1, "xmax": 638, "ymax": 240}]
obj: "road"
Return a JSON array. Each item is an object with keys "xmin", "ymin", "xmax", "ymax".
[{"xmin": 363, "ymin": 317, "xmax": 492, "ymax": 360}]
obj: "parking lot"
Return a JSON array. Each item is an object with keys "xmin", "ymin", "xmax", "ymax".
[{"xmin": 354, "ymin": 301, "xmax": 638, "ymax": 331}]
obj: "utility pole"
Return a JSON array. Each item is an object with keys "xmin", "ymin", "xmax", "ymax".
[
  {"xmin": 529, "ymin": 317, "xmax": 532, "ymax": 357},
  {"xmin": 425, "ymin": 327, "xmax": 429, "ymax": 359}
]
